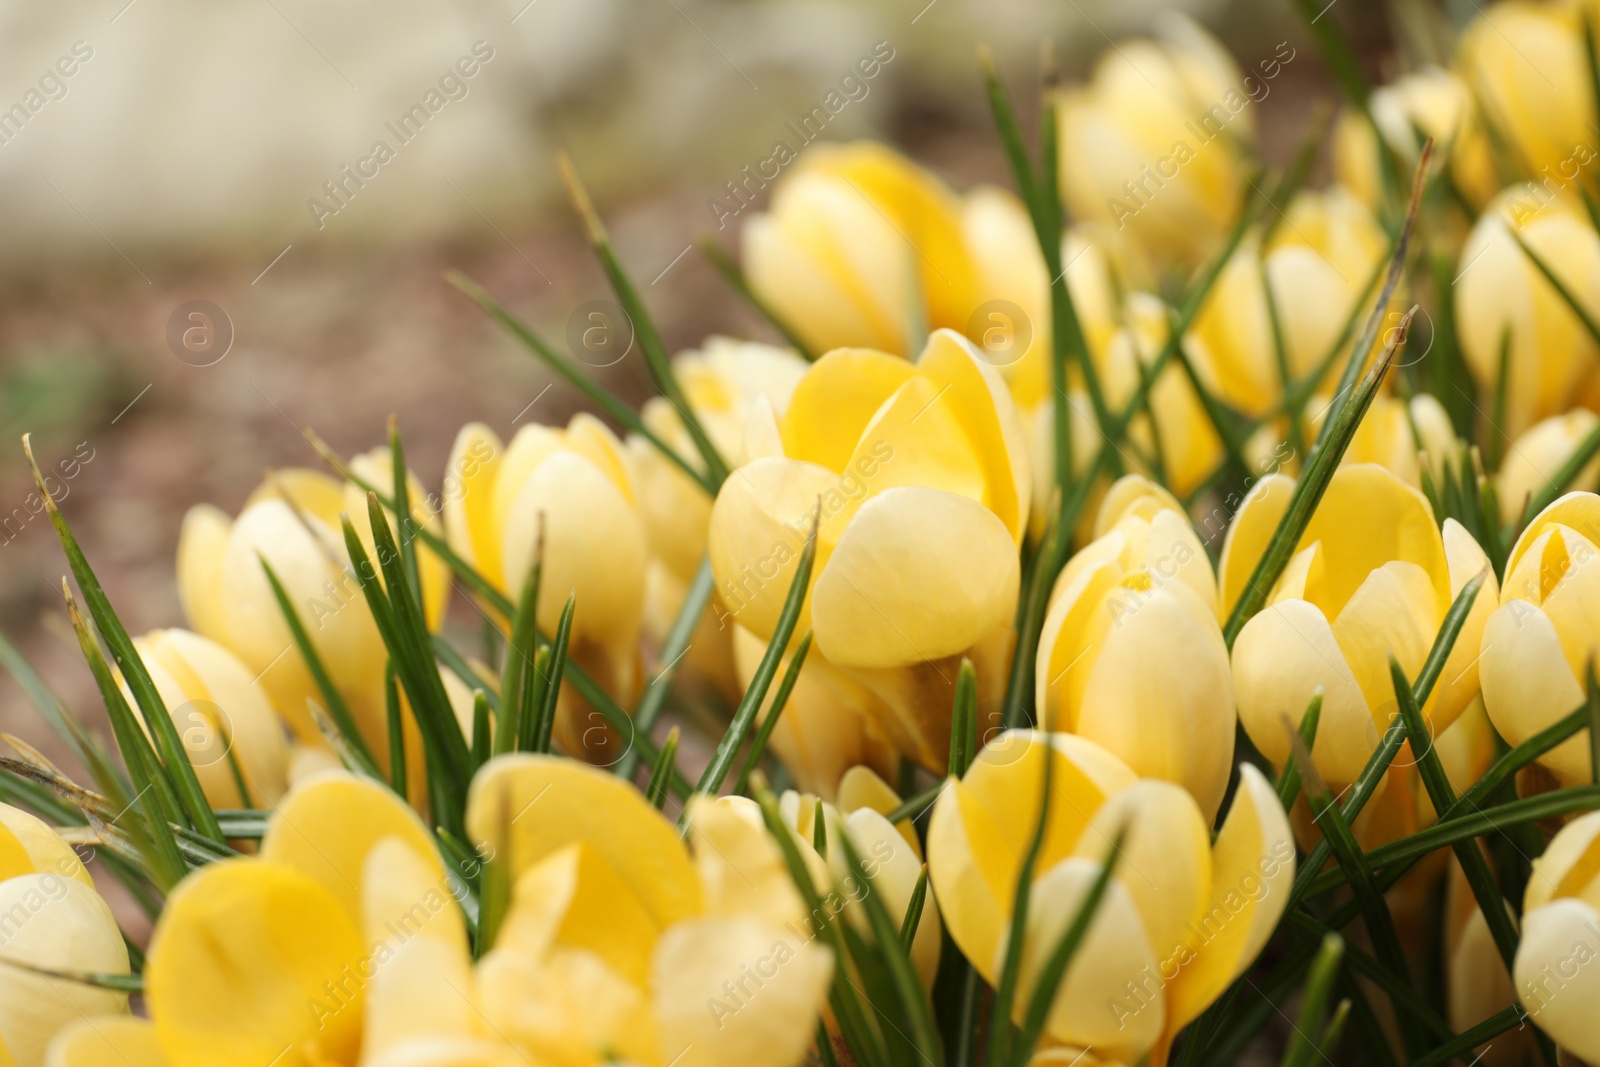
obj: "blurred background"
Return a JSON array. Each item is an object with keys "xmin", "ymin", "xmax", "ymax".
[{"xmin": 0, "ymin": 0, "xmax": 1388, "ymax": 924}]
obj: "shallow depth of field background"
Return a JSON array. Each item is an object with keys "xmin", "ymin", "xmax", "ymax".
[{"xmin": 0, "ymin": 0, "xmax": 1388, "ymax": 927}]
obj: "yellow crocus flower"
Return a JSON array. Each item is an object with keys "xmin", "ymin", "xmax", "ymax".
[{"xmin": 1513, "ymin": 809, "xmax": 1600, "ymax": 1062}]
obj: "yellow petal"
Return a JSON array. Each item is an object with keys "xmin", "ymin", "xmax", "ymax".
[
  {"xmin": 1526, "ymin": 811, "xmax": 1600, "ymax": 914},
  {"xmin": 46, "ymin": 1016, "xmax": 166, "ymax": 1067},
  {"xmin": 464, "ymin": 754, "xmax": 701, "ymax": 929},
  {"xmin": 1480, "ymin": 601, "xmax": 1590, "ymax": 785},
  {"xmin": 780, "ymin": 349, "xmax": 917, "ymax": 472},
  {"xmin": 812, "ymin": 487, "xmax": 1019, "ymax": 668},
  {"xmin": 839, "ymin": 806, "xmax": 941, "ymax": 987},
  {"xmin": 1436, "ymin": 519, "xmax": 1499, "ymax": 729},
  {"xmin": 175, "ymin": 504, "xmax": 231, "ymax": 648},
  {"xmin": 1231, "ymin": 599, "xmax": 1371, "ymax": 784},
  {"xmin": 1327, "ymin": 560, "xmax": 1438, "ymax": 724},
  {"xmin": 0, "ymin": 877, "xmax": 129, "ymax": 1067},
  {"xmin": 1217, "ymin": 473, "xmax": 1295, "ymax": 616},
  {"xmin": 916, "ymin": 329, "xmax": 1032, "ymax": 542},
  {"xmin": 684, "ymin": 795, "xmax": 805, "ymax": 930},
  {"xmin": 362, "ymin": 841, "xmax": 480, "ymax": 1059},
  {"xmin": 1165, "ymin": 764, "xmax": 1296, "ymax": 1034},
  {"xmin": 0, "ymin": 804, "xmax": 92, "ymax": 886},
  {"xmin": 260, "ymin": 771, "xmax": 442, "ymax": 921},
  {"xmin": 837, "ymin": 765, "xmax": 920, "ymax": 857},
  {"xmin": 708, "ymin": 457, "xmax": 840, "ymax": 641},
  {"xmin": 146, "ymin": 859, "xmax": 363, "ymax": 1067},
  {"xmin": 478, "ymin": 947, "xmax": 656, "ymax": 1065},
  {"xmin": 443, "ymin": 423, "xmax": 507, "ymax": 591},
  {"xmin": 1298, "ymin": 464, "xmax": 1448, "ymax": 620},
  {"xmin": 1514, "ymin": 899, "xmax": 1600, "ymax": 1063},
  {"xmin": 651, "ymin": 917, "xmax": 832, "ymax": 1067}
]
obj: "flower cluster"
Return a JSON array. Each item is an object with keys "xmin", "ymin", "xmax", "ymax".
[{"xmin": 11, "ymin": 4, "xmax": 1600, "ymax": 1067}]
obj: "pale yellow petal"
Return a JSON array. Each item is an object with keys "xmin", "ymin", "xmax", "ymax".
[
  {"xmin": 46, "ymin": 1017, "xmax": 166, "ymax": 1067},
  {"xmin": 1515, "ymin": 899, "xmax": 1600, "ymax": 1062}
]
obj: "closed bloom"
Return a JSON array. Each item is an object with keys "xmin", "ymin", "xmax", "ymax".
[
  {"xmin": 1058, "ymin": 16, "xmax": 1257, "ymax": 268},
  {"xmin": 927, "ymin": 731, "xmax": 1294, "ymax": 1065},
  {"xmin": 1496, "ymin": 409, "xmax": 1600, "ymax": 523},
  {"xmin": 1248, "ymin": 392, "xmax": 1459, "ymax": 492},
  {"xmin": 1479, "ymin": 492, "xmax": 1600, "ymax": 786},
  {"xmin": 1513, "ymin": 809, "xmax": 1600, "ymax": 1062},
  {"xmin": 1458, "ymin": 1, "xmax": 1596, "ymax": 181},
  {"xmin": 127, "ymin": 628, "xmax": 290, "ymax": 809},
  {"xmin": 1455, "ymin": 189, "xmax": 1600, "ymax": 435},
  {"xmin": 445, "ymin": 413, "xmax": 648, "ymax": 761},
  {"xmin": 1191, "ymin": 187, "xmax": 1389, "ymax": 420},
  {"xmin": 177, "ymin": 454, "xmax": 447, "ymax": 758},
  {"xmin": 742, "ymin": 142, "xmax": 979, "ymax": 358},
  {"xmin": 1227, "ymin": 464, "xmax": 1497, "ymax": 787},
  {"xmin": 466, "ymin": 755, "xmax": 832, "ymax": 1067},
  {"xmin": 1036, "ymin": 476, "xmax": 1235, "ymax": 820},
  {"xmin": 708, "ymin": 330, "xmax": 1029, "ymax": 769},
  {"xmin": 1333, "ymin": 68, "xmax": 1498, "ymax": 210},
  {"xmin": 0, "ymin": 804, "xmax": 131, "ymax": 1067},
  {"xmin": 1445, "ymin": 859, "xmax": 1533, "ymax": 1067}
]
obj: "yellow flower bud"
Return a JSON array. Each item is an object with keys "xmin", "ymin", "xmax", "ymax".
[
  {"xmin": 1227, "ymin": 464, "xmax": 1497, "ymax": 786},
  {"xmin": 1269, "ymin": 392, "xmax": 1460, "ymax": 491},
  {"xmin": 1037, "ymin": 476, "xmax": 1235, "ymax": 820},
  {"xmin": 1191, "ymin": 187, "xmax": 1389, "ymax": 419},
  {"xmin": 46, "ymin": 1015, "xmax": 166, "ymax": 1067},
  {"xmin": 708, "ymin": 331, "xmax": 1029, "ymax": 769},
  {"xmin": 1513, "ymin": 809, "xmax": 1600, "ymax": 1062},
  {"xmin": 926, "ymin": 731, "xmax": 1294, "ymax": 1064},
  {"xmin": 1057, "ymin": 16, "xmax": 1256, "ymax": 268},
  {"xmin": 444, "ymin": 414, "xmax": 648, "ymax": 761},
  {"xmin": 1445, "ymin": 859, "xmax": 1533, "ymax": 1067},
  {"xmin": 1496, "ymin": 409, "xmax": 1600, "ymax": 523},
  {"xmin": 176, "ymin": 455, "xmax": 445, "ymax": 760},
  {"xmin": 743, "ymin": 142, "xmax": 979, "ymax": 358},
  {"xmin": 128, "ymin": 628, "xmax": 289, "ymax": 810},
  {"xmin": 1480, "ymin": 492, "xmax": 1600, "ymax": 785},
  {"xmin": 1333, "ymin": 68, "xmax": 1498, "ymax": 211},
  {"xmin": 0, "ymin": 804, "xmax": 130, "ymax": 1067},
  {"xmin": 1455, "ymin": 189, "xmax": 1600, "ymax": 435},
  {"xmin": 1458, "ymin": 1, "xmax": 1596, "ymax": 181}
]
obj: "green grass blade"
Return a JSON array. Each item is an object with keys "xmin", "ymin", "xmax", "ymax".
[
  {"xmin": 1280, "ymin": 934, "xmax": 1344, "ymax": 1067},
  {"xmin": 558, "ymin": 155, "xmax": 731, "ymax": 488},
  {"xmin": 1408, "ymin": 1005, "xmax": 1528, "ymax": 1067},
  {"xmin": 1508, "ymin": 227, "xmax": 1600, "ymax": 352},
  {"xmin": 498, "ymin": 522, "xmax": 543, "ymax": 756},
  {"xmin": 387, "ymin": 417, "xmax": 426, "ymax": 618},
  {"xmin": 385, "ymin": 664, "xmax": 407, "ymax": 797},
  {"xmin": 27, "ymin": 437, "xmax": 223, "ymax": 843},
  {"xmin": 646, "ymin": 726, "xmax": 680, "ymax": 810},
  {"xmin": 1275, "ymin": 689, "xmax": 1323, "ymax": 812},
  {"xmin": 734, "ymin": 631, "xmax": 813, "ymax": 796},
  {"xmin": 530, "ymin": 593, "xmax": 573, "ymax": 755},
  {"xmin": 692, "ymin": 509, "xmax": 818, "ymax": 800},
  {"xmin": 899, "ymin": 866, "xmax": 929, "ymax": 952},
  {"xmin": 470, "ymin": 689, "xmax": 491, "ymax": 769},
  {"xmin": 618, "ymin": 557, "xmax": 714, "ymax": 779},
  {"xmin": 949, "ymin": 658, "xmax": 977, "ymax": 779},
  {"xmin": 1522, "ymin": 416, "xmax": 1600, "ymax": 525}
]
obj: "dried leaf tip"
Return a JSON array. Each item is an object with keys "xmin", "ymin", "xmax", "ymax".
[{"xmin": 557, "ymin": 153, "xmax": 608, "ymax": 244}]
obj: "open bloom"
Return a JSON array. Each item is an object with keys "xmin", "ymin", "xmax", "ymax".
[
  {"xmin": 742, "ymin": 142, "xmax": 979, "ymax": 358},
  {"xmin": 1036, "ymin": 476, "xmax": 1235, "ymax": 820},
  {"xmin": 465, "ymin": 755, "xmax": 832, "ymax": 1067},
  {"xmin": 1455, "ymin": 189, "xmax": 1600, "ymax": 436},
  {"xmin": 1458, "ymin": 1, "xmax": 1596, "ymax": 181},
  {"xmin": 1227, "ymin": 464, "xmax": 1497, "ymax": 786},
  {"xmin": 1333, "ymin": 68, "xmax": 1498, "ymax": 211},
  {"xmin": 1496, "ymin": 409, "xmax": 1600, "ymax": 523},
  {"xmin": 0, "ymin": 804, "xmax": 130, "ymax": 1067},
  {"xmin": 708, "ymin": 330, "xmax": 1029, "ymax": 769},
  {"xmin": 128, "ymin": 628, "xmax": 289, "ymax": 809},
  {"xmin": 927, "ymin": 731, "xmax": 1294, "ymax": 1066},
  {"xmin": 1513, "ymin": 809, "xmax": 1600, "ymax": 1062},
  {"xmin": 177, "ymin": 454, "xmax": 447, "ymax": 760},
  {"xmin": 1479, "ymin": 492, "xmax": 1600, "ymax": 786},
  {"xmin": 1191, "ymin": 187, "xmax": 1390, "ymax": 420},
  {"xmin": 1057, "ymin": 16, "xmax": 1258, "ymax": 268},
  {"xmin": 445, "ymin": 414, "xmax": 648, "ymax": 761}
]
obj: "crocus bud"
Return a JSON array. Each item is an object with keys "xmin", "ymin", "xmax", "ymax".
[
  {"xmin": 1333, "ymin": 68, "xmax": 1498, "ymax": 210},
  {"xmin": 1455, "ymin": 189, "xmax": 1600, "ymax": 436},
  {"xmin": 927, "ymin": 731, "xmax": 1293, "ymax": 1065},
  {"xmin": 0, "ymin": 804, "xmax": 130, "ymax": 1067},
  {"xmin": 1480, "ymin": 492, "xmax": 1600, "ymax": 786},
  {"xmin": 129, "ymin": 628, "xmax": 289, "ymax": 809},
  {"xmin": 1445, "ymin": 859, "xmax": 1533, "ymax": 1067},
  {"xmin": 444, "ymin": 414, "xmax": 648, "ymax": 762},
  {"xmin": 1058, "ymin": 16, "xmax": 1257, "ymax": 268},
  {"xmin": 708, "ymin": 330, "xmax": 1029, "ymax": 769},
  {"xmin": 1496, "ymin": 409, "xmax": 1600, "ymax": 524},
  {"xmin": 1037, "ymin": 476, "xmax": 1235, "ymax": 820},
  {"xmin": 1227, "ymin": 464, "xmax": 1497, "ymax": 787},
  {"xmin": 1513, "ymin": 809, "xmax": 1600, "ymax": 1062},
  {"xmin": 743, "ymin": 142, "xmax": 979, "ymax": 357}
]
